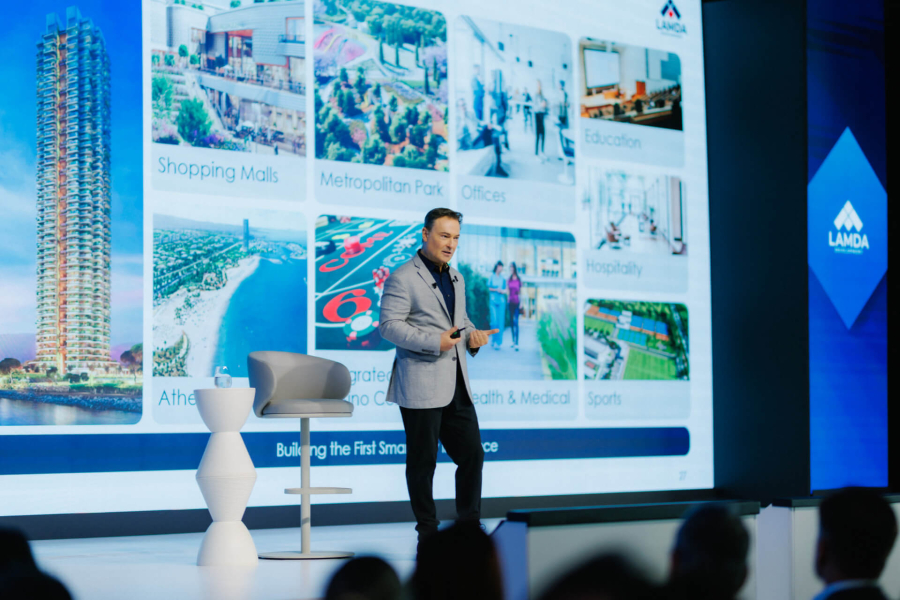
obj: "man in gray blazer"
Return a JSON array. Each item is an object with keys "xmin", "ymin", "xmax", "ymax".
[{"xmin": 379, "ymin": 208, "xmax": 497, "ymax": 541}]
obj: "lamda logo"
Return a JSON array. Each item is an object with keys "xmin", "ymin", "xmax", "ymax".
[
  {"xmin": 657, "ymin": 0, "xmax": 687, "ymax": 36},
  {"xmin": 661, "ymin": 0, "xmax": 681, "ymax": 18},
  {"xmin": 829, "ymin": 200, "xmax": 869, "ymax": 254}
]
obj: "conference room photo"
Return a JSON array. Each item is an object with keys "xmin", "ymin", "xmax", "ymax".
[
  {"xmin": 148, "ymin": 0, "xmax": 308, "ymax": 198},
  {"xmin": 579, "ymin": 39, "xmax": 682, "ymax": 129},
  {"xmin": 578, "ymin": 38, "xmax": 685, "ymax": 167},
  {"xmin": 1, "ymin": 1, "xmax": 897, "ymax": 600}
]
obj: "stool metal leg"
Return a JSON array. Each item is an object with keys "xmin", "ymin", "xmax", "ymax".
[
  {"xmin": 259, "ymin": 417, "xmax": 354, "ymax": 560},
  {"xmin": 301, "ymin": 417, "xmax": 311, "ymax": 555}
]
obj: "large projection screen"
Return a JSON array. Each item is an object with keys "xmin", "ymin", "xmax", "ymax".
[
  {"xmin": 0, "ymin": 0, "xmax": 710, "ymax": 516},
  {"xmin": 583, "ymin": 49, "xmax": 621, "ymax": 89}
]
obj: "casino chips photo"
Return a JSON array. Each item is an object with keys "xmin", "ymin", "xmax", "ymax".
[{"xmin": 315, "ymin": 215, "xmax": 421, "ymax": 351}]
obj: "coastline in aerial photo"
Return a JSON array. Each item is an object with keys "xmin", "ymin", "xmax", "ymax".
[
  {"xmin": 153, "ymin": 207, "xmax": 307, "ymax": 378},
  {"xmin": 313, "ymin": 0, "xmax": 449, "ymax": 170}
]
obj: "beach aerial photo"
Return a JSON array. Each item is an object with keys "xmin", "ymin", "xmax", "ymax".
[
  {"xmin": 313, "ymin": 0, "xmax": 449, "ymax": 170},
  {"xmin": 0, "ymin": 2, "xmax": 144, "ymax": 426},
  {"xmin": 153, "ymin": 204, "xmax": 307, "ymax": 378}
]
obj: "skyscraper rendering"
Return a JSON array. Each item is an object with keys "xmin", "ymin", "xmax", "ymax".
[{"xmin": 35, "ymin": 7, "xmax": 113, "ymax": 373}]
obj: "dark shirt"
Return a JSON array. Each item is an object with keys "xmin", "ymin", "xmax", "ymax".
[
  {"xmin": 825, "ymin": 587, "xmax": 890, "ymax": 600},
  {"xmin": 418, "ymin": 249, "xmax": 455, "ymax": 323}
]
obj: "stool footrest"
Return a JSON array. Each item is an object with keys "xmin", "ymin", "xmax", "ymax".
[
  {"xmin": 284, "ymin": 486, "xmax": 352, "ymax": 495},
  {"xmin": 260, "ymin": 550, "xmax": 354, "ymax": 560}
]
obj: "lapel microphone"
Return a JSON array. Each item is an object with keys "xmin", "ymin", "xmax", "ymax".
[{"xmin": 432, "ymin": 283, "xmax": 438, "ymax": 289}]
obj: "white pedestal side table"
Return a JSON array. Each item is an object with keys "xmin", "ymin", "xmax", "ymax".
[{"xmin": 195, "ymin": 387, "xmax": 258, "ymax": 567}]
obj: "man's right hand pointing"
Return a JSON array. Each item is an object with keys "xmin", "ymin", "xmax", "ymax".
[{"xmin": 468, "ymin": 328, "xmax": 499, "ymax": 349}]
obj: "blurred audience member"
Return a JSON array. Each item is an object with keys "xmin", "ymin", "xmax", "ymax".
[
  {"xmin": 0, "ymin": 570, "xmax": 72, "ymax": 600},
  {"xmin": 412, "ymin": 521, "xmax": 502, "ymax": 600},
  {"xmin": 0, "ymin": 527, "xmax": 71, "ymax": 600},
  {"xmin": 0, "ymin": 528, "xmax": 37, "ymax": 571},
  {"xmin": 536, "ymin": 553, "xmax": 657, "ymax": 600},
  {"xmin": 666, "ymin": 504, "xmax": 749, "ymax": 600},
  {"xmin": 325, "ymin": 556, "xmax": 401, "ymax": 600},
  {"xmin": 814, "ymin": 487, "xmax": 897, "ymax": 600}
]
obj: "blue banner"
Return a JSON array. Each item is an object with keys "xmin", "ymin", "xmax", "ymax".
[
  {"xmin": 0, "ymin": 427, "xmax": 689, "ymax": 475},
  {"xmin": 807, "ymin": 0, "xmax": 887, "ymax": 490}
]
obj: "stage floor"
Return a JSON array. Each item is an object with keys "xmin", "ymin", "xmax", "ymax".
[{"xmin": 31, "ymin": 520, "xmax": 501, "ymax": 600}]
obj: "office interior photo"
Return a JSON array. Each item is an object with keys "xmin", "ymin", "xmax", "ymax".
[{"xmin": 454, "ymin": 17, "xmax": 575, "ymax": 184}]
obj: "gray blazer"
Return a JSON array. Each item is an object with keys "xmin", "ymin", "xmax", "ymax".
[{"xmin": 379, "ymin": 252, "xmax": 478, "ymax": 409}]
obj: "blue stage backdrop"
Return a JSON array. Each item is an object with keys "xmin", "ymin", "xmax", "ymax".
[{"xmin": 807, "ymin": 0, "xmax": 887, "ymax": 490}]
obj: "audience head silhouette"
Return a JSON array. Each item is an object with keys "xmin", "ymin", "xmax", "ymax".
[
  {"xmin": 536, "ymin": 553, "xmax": 656, "ymax": 600},
  {"xmin": 0, "ymin": 527, "xmax": 71, "ymax": 600},
  {"xmin": 0, "ymin": 528, "xmax": 37, "ymax": 571},
  {"xmin": 412, "ymin": 521, "xmax": 503, "ymax": 600},
  {"xmin": 0, "ymin": 570, "xmax": 72, "ymax": 600},
  {"xmin": 7, "ymin": 493, "xmax": 897, "ymax": 600},
  {"xmin": 816, "ymin": 487, "xmax": 897, "ymax": 584},
  {"xmin": 325, "ymin": 556, "xmax": 401, "ymax": 600},
  {"xmin": 668, "ymin": 504, "xmax": 749, "ymax": 600}
]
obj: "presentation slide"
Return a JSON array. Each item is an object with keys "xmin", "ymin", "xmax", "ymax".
[{"xmin": 0, "ymin": 0, "xmax": 711, "ymax": 516}]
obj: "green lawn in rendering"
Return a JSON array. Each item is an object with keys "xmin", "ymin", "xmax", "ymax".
[
  {"xmin": 584, "ymin": 315, "xmax": 616, "ymax": 336},
  {"xmin": 623, "ymin": 348, "xmax": 678, "ymax": 380}
]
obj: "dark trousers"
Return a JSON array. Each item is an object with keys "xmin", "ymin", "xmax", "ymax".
[
  {"xmin": 535, "ymin": 113, "xmax": 546, "ymax": 154},
  {"xmin": 400, "ymin": 366, "xmax": 484, "ymax": 538},
  {"xmin": 508, "ymin": 301, "xmax": 520, "ymax": 345}
]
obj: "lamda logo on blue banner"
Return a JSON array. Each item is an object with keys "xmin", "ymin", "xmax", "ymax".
[
  {"xmin": 808, "ymin": 128, "xmax": 886, "ymax": 329},
  {"xmin": 657, "ymin": 0, "xmax": 686, "ymax": 36},
  {"xmin": 828, "ymin": 201, "xmax": 869, "ymax": 253}
]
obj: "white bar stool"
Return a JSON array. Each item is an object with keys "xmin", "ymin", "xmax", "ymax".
[{"xmin": 247, "ymin": 351, "xmax": 354, "ymax": 560}]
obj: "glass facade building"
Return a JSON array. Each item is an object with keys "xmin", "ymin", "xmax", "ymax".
[{"xmin": 35, "ymin": 8, "xmax": 112, "ymax": 373}]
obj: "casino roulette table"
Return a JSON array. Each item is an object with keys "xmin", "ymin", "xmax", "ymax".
[{"xmin": 315, "ymin": 216, "xmax": 421, "ymax": 350}]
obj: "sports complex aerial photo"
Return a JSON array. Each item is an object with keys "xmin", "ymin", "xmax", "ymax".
[{"xmin": 583, "ymin": 299, "xmax": 689, "ymax": 381}]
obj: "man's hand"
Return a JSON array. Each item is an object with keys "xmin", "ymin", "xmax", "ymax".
[
  {"xmin": 440, "ymin": 326, "xmax": 463, "ymax": 352},
  {"xmin": 468, "ymin": 329, "xmax": 500, "ymax": 349}
]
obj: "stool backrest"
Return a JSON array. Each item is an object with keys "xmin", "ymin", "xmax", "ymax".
[{"xmin": 247, "ymin": 351, "xmax": 352, "ymax": 418}]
